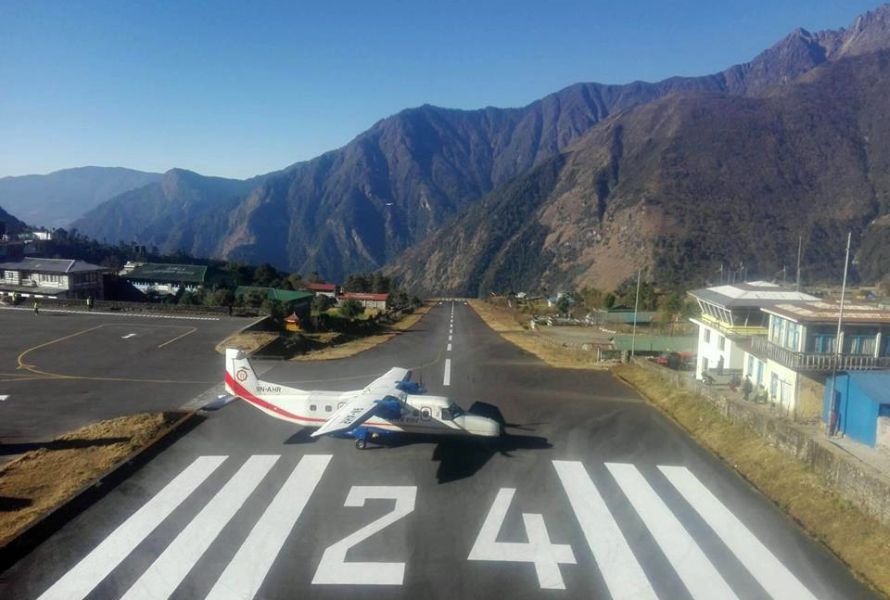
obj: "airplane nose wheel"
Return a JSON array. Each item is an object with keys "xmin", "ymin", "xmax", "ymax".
[{"xmin": 355, "ymin": 438, "xmax": 367, "ymax": 450}]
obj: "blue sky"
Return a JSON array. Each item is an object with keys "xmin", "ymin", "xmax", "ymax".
[{"xmin": 0, "ymin": 0, "xmax": 884, "ymax": 179}]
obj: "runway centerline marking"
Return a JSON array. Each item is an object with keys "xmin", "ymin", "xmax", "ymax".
[
  {"xmin": 447, "ymin": 343, "xmax": 452, "ymax": 352},
  {"xmin": 36, "ymin": 456, "xmax": 226, "ymax": 600},
  {"xmin": 0, "ymin": 395, "xmax": 8, "ymax": 401},
  {"xmin": 121, "ymin": 333, "xmax": 136, "ymax": 339},
  {"xmin": 659, "ymin": 466, "xmax": 817, "ymax": 600},
  {"xmin": 207, "ymin": 455, "xmax": 332, "ymax": 600},
  {"xmin": 122, "ymin": 455, "xmax": 279, "ymax": 600},
  {"xmin": 443, "ymin": 358, "xmax": 452, "ymax": 386}
]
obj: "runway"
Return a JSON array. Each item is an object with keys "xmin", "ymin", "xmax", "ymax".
[{"xmin": 0, "ymin": 302, "xmax": 877, "ymax": 599}]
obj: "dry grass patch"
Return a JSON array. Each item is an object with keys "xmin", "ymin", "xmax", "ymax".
[
  {"xmin": 215, "ymin": 330, "xmax": 279, "ymax": 355},
  {"xmin": 296, "ymin": 305, "xmax": 432, "ymax": 361},
  {"xmin": 613, "ymin": 363, "xmax": 890, "ymax": 597},
  {"xmin": 0, "ymin": 412, "xmax": 183, "ymax": 546},
  {"xmin": 468, "ymin": 300, "xmax": 607, "ymax": 370}
]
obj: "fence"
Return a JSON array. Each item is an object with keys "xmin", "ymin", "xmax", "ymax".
[{"xmin": 630, "ymin": 358, "xmax": 890, "ymax": 527}]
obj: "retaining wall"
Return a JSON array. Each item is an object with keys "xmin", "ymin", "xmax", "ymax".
[{"xmin": 632, "ymin": 358, "xmax": 890, "ymax": 527}]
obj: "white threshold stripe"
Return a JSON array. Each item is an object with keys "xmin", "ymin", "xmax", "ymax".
[
  {"xmin": 659, "ymin": 466, "xmax": 817, "ymax": 600},
  {"xmin": 443, "ymin": 358, "xmax": 452, "ymax": 386},
  {"xmin": 206, "ymin": 455, "xmax": 332, "ymax": 600},
  {"xmin": 122, "ymin": 455, "xmax": 279, "ymax": 600},
  {"xmin": 37, "ymin": 456, "xmax": 226, "ymax": 600},
  {"xmin": 553, "ymin": 461, "xmax": 657, "ymax": 600},
  {"xmin": 606, "ymin": 463, "xmax": 737, "ymax": 600}
]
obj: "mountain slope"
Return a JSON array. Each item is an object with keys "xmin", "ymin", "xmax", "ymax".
[
  {"xmin": 387, "ymin": 49, "xmax": 890, "ymax": 294},
  {"xmin": 73, "ymin": 169, "xmax": 262, "ymax": 255},
  {"xmin": 74, "ymin": 4, "xmax": 890, "ymax": 283},
  {"xmin": 0, "ymin": 167, "xmax": 161, "ymax": 228}
]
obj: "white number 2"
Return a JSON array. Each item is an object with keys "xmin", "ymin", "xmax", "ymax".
[
  {"xmin": 468, "ymin": 488, "xmax": 576, "ymax": 589},
  {"xmin": 312, "ymin": 486, "xmax": 417, "ymax": 585}
]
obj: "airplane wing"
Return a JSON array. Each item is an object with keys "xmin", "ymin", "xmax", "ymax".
[{"xmin": 310, "ymin": 368, "xmax": 411, "ymax": 438}]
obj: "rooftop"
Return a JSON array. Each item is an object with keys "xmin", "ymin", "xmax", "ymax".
[
  {"xmin": 0, "ymin": 257, "xmax": 106, "ymax": 274},
  {"xmin": 764, "ymin": 301, "xmax": 890, "ymax": 324},
  {"xmin": 688, "ymin": 281, "xmax": 817, "ymax": 308},
  {"xmin": 302, "ymin": 282, "xmax": 337, "ymax": 292},
  {"xmin": 123, "ymin": 263, "xmax": 207, "ymax": 283},
  {"xmin": 235, "ymin": 286, "xmax": 314, "ymax": 303},
  {"xmin": 341, "ymin": 292, "xmax": 389, "ymax": 301}
]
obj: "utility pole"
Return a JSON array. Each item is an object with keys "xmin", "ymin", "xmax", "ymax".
[
  {"xmin": 827, "ymin": 231, "xmax": 852, "ymax": 437},
  {"xmin": 631, "ymin": 269, "xmax": 641, "ymax": 359},
  {"xmin": 795, "ymin": 234, "xmax": 803, "ymax": 291}
]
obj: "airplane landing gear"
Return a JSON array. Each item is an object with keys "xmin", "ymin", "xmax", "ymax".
[{"xmin": 355, "ymin": 438, "xmax": 367, "ymax": 450}]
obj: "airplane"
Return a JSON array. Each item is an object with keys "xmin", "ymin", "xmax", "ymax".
[{"xmin": 224, "ymin": 348, "xmax": 501, "ymax": 448}]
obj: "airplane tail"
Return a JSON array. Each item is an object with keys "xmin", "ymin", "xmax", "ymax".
[{"xmin": 224, "ymin": 348, "xmax": 259, "ymax": 396}]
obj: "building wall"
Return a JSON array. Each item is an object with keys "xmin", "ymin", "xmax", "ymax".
[
  {"xmin": 797, "ymin": 374, "xmax": 825, "ymax": 421},
  {"xmin": 878, "ymin": 405, "xmax": 890, "ymax": 451},
  {"xmin": 823, "ymin": 374, "xmax": 882, "ymax": 447},
  {"xmin": 765, "ymin": 359, "xmax": 799, "ymax": 413},
  {"xmin": 693, "ymin": 321, "xmax": 742, "ymax": 380}
]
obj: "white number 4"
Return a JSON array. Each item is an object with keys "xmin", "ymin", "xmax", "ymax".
[{"xmin": 468, "ymin": 488, "xmax": 575, "ymax": 589}]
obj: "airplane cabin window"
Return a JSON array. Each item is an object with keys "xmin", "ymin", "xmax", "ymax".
[
  {"xmin": 310, "ymin": 404, "xmax": 317, "ymax": 411},
  {"xmin": 325, "ymin": 405, "xmax": 332, "ymax": 412}
]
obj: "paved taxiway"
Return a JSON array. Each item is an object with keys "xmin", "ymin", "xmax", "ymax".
[
  {"xmin": 0, "ymin": 308, "xmax": 246, "ymax": 456},
  {"xmin": 0, "ymin": 303, "xmax": 878, "ymax": 599}
]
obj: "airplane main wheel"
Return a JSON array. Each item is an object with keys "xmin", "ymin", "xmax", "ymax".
[{"xmin": 355, "ymin": 439, "xmax": 367, "ymax": 450}]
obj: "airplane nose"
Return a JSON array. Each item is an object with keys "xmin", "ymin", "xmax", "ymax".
[{"xmin": 466, "ymin": 415, "xmax": 501, "ymax": 437}]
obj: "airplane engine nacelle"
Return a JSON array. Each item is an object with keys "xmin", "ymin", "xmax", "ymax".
[
  {"xmin": 376, "ymin": 396, "xmax": 402, "ymax": 420},
  {"xmin": 397, "ymin": 380, "xmax": 426, "ymax": 394}
]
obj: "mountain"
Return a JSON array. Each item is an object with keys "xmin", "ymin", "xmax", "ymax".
[
  {"xmin": 0, "ymin": 205, "xmax": 27, "ymax": 235},
  {"xmin": 0, "ymin": 167, "xmax": 161, "ymax": 229},
  {"xmin": 72, "ymin": 169, "xmax": 264, "ymax": 255},
  {"xmin": 388, "ymin": 48, "xmax": 890, "ymax": 294},
  {"xmin": 73, "ymin": 4, "xmax": 890, "ymax": 287}
]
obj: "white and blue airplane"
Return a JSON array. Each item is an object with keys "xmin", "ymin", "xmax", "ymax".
[{"xmin": 224, "ymin": 348, "xmax": 501, "ymax": 448}]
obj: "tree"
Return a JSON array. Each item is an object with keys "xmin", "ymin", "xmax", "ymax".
[
  {"xmin": 253, "ymin": 263, "xmax": 278, "ymax": 287},
  {"xmin": 311, "ymin": 294, "xmax": 334, "ymax": 313},
  {"xmin": 556, "ymin": 295, "xmax": 571, "ymax": 316},
  {"xmin": 340, "ymin": 299, "xmax": 363, "ymax": 319},
  {"xmin": 603, "ymin": 293, "xmax": 617, "ymax": 309}
]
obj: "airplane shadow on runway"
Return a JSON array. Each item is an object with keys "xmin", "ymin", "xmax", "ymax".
[{"xmin": 283, "ymin": 401, "xmax": 551, "ymax": 483}]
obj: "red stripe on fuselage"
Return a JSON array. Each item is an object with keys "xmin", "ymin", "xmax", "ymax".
[{"xmin": 224, "ymin": 371, "xmax": 398, "ymax": 429}]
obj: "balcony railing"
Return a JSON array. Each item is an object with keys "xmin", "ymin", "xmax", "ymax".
[
  {"xmin": 748, "ymin": 336, "xmax": 890, "ymax": 371},
  {"xmin": 696, "ymin": 313, "xmax": 768, "ymax": 337}
]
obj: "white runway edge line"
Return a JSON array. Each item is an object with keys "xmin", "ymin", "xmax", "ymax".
[
  {"xmin": 553, "ymin": 461, "xmax": 658, "ymax": 600},
  {"xmin": 122, "ymin": 455, "xmax": 279, "ymax": 600},
  {"xmin": 443, "ymin": 358, "xmax": 452, "ymax": 386},
  {"xmin": 207, "ymin": 455, "xmax": 332, "ymax": 600},
  {"xmin": 36, "ymin": 456, "xmax": 226, "ymax": 600},
  {"xmin": 659, "ymin": 466, "xmax": 818, "ymax": 600},
  {"xmin": 605, "ymin": 463, "xmax": 737, "ymax": 600}
]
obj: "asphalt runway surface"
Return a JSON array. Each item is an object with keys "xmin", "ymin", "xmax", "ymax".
[
  {"xmin": 0, "ymin": 307, "xmax": 247, "ymax": 456},
  {"xmin": 0, "ymin": 302, "xmax": 878, "ymax": 599}
]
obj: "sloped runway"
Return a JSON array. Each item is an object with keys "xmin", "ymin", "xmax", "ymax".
[{"xmin": 0, "ymin": 303, "xmax": 876, "ymax": 599}]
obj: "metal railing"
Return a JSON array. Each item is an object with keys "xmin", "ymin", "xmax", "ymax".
[
  {"xmin": 697, "ymin": 313, "xmax": 768, "ymax": 337},
  {"xmin": 748, "ymin": 336, "xmax": 890, "ymax": 371}
]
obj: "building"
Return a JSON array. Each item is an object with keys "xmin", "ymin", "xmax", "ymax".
[
  {"xmin": 301, "ymin": 282, "xmax": 338, "ymax": 298},
  {"xmin": 823, "ymin": 372, "xmax": 890, "ymax": 449},
  {"xmin": 122, "ymin": 263, "xmax": 207, "ymax": 296},
  {"xmin": 339, "ymin": 292, "xmax": 389, "ymax": 311},
  {"xmin": 0, "ymin": 257, "xmax": 106, "ymax": 300},
  {"xmin": 743, "ymin": 301, "xmax": 890, "ymax": 416},
  {"xmin": 688, "ymin": 281, "xmax": 817, "ymax": 382}
]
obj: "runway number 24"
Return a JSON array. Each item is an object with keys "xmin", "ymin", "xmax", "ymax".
[
  {"xmin": 313, "ymin": 486, "xmax": 417, "ymax": 585},
  {"xmin": 311, "ymin": 485, "xmax": 573, "ymax": 589},
  {"xmin": 469, "ymin": 488, "xmax": 576, "ymax": 590}
]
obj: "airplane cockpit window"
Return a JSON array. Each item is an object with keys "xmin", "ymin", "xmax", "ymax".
[{"xmin": 440, "ymin": 404, "xmax": 465, "ymax": 420}]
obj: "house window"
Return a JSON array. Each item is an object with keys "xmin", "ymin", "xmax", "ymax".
[
  {"xmin": 718, "ymin": 336, "xmax": 725, "ymax": 351},
  {"xmin": 746, "ymin": 354, "xmax": 753, "ymax": 375},
  {"xmin": 847, "ymin": 334, "xmax": 876, "ymax": 356},
  {"xmin": 704, "ymin": 329, "xmax": 711, "ymax": 343},
  {"xmin": 812, "ymin": 334, "xmax": 836, "ymax": 354}
]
